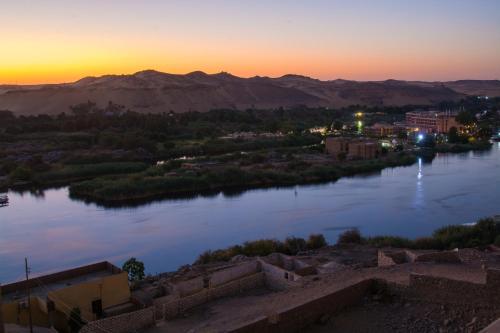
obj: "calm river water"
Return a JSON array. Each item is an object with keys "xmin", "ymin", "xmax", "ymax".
[{"xmin": 1, "ymin": 143, "xmax": 499, "ymax": 283}]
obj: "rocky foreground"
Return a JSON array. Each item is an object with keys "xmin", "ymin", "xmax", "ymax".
[{"xmin": 130, "ymin": 243, "xmax": 500, "ymax": 333}]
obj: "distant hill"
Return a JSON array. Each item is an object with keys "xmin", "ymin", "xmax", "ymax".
[{"xmin": 1, "ymin": 70, "xmax": 499, "ymax": 115}]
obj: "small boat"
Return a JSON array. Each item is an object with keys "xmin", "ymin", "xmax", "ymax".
[{"xmin": 0, "ymin": 194, "xmax": 8, "ymax": 207}]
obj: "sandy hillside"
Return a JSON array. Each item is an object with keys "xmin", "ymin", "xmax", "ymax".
[{"xmin": 1, "ymin": 70, "xmax": 499, "ymax": 115}]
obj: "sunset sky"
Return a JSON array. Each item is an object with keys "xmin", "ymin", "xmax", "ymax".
[{"xmin": 1, "ymin": 0, "xmax": 500, "ymax": 84}]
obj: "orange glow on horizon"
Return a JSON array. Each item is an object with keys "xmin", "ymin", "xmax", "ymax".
[
  {"xmin": 3, "ymin": 52, "xmax": 493, "ymax": 85},
  {"xmin": 1, "ymin": 1, "xmax": 499, "ymax": 84}
]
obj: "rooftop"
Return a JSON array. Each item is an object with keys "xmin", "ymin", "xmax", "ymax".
[{"xmin": 1, "ymin": 261, "xmax": 121, "ymax": 302}]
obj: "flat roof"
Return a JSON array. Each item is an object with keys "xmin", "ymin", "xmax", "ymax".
[{"xmin": 1, "ymin": 261, "xmax": 121, "ymax": 302}]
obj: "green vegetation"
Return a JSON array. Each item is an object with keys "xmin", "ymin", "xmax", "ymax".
[
  {"xmin": 307, "ymin": 234, "xmax": 328, "ymax": 249},
  {"xmin": 337, "ymin": 217, "xmax": 500, "ymax": 250},
  {"xmin": 1, "ymin": 96, "xmax": 498, "ymax": 203},
  {"xmin": 195, "ymin": 218, "xmax": 499, "ymax": 265},
  {"xmin": 37, "ymin": 162, "xmax": 149, "ymax": 183},
  {"xmin": 195, "ymin": 234, "xmax": 328, "ymax": 265},
  {"xmin": 337, "ymin": 229, "xmax": 363, "ymax": 244},
  {"xmin": 122, "ymin": 257, "xmax": 146, "ymax": 281},
  {"xmin": 69, "ymin": 153, "xmax": 417, "ymax": 203}
]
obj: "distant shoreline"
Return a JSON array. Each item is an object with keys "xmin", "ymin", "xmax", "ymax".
[{"xmin": 69, "ymin": 141, "xmax": 492, "ymax": 206}]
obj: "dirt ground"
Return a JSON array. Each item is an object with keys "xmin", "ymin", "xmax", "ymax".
[
  {"xmin": 307, "ymin": 297, "xmax": 499, "ymax": 333},
  {"xmin": 145, "ymin": 262, "xmax": 491, "ymax": 332},
  {"xmin": 142, "ymin": 246, "xmax": 500, "ymax": 333},
  {"xmin": 147, "ymin": 288, "xmax": 276, "ymax": 332}
]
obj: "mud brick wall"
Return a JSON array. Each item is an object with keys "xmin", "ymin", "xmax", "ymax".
[
  {"xmin": 231, "ymin": 279, "xmax": 374, "ymax": 333},
  {"xmin": 80, "ymin": 307, "xmax": 154, "ymax": 333},
  {"xmin": 210, "ymin": 261, "xmax": 260, "ymax": 287},
  {"xmin": 378, "ymin": 250, "xmax": 406, "ymax": 266},
  {"xmin": 160, "ymin": 272, "xmax": 265, "ymax": 320},
  {"xmin": 259, "ymin": 260, "xmax": 300, "ymax": 290},
  {"xmin": 172, "ymin": 276, "xmax": 205, "ymax": 297},
  {"xmin": 412, "ymin": 250, "xmax": 461, "ymax": 263}
]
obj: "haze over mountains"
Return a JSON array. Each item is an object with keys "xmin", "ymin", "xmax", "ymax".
[{"xmin": 1, "ymin": 70, "xmax": 500, "ymax": 115}]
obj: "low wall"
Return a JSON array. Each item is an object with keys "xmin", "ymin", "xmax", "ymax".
[
  {"xmin": 411, "ymin": 250, "xmax": 461, "ymax": 263},
  {"xmin": 378, "ymin": 249, "xmax": 462, "ymax": 267},
  {"xmin": 377, "ymin": 250, "xmax": 396, "ymax": 267},
  {"xmin": 171, "ymin": 261, "xmax": 261, "ymax": 297},
  {"xmin": 172, "ymin": 276, "xmax": 205, "ymax": 297},
  {"xmin": 210, "ymin": 261, "xmax": 260, "ymax": 287},
  {"xmin": 230, "ymin": 279, "xmax": 374, "ymax": 333},
  {"xmin": 160, "ymin": 272, "xmax": 265, "ymax": 319},
  {"xmin": 80, "ymin": 307, "xmax": 155, "ymax": 333},
  {"xmin": 260, "ymin": 260, "xmax": 300, "ymax": 290}
]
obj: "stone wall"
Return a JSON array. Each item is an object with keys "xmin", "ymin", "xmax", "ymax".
[
  {"xmin": 170, "ymin": 261, "xmax": 261, "ymax": 297},
  {"xmin": 80, "ymin": 307, "xmax": 155, "ymax": 333},
  {"xmin": 171, "ymin": 276, "xmax": 205, "ymax": 297},
  {"xmin": 231, "ymin": 272, "xmax": 500, "ymax": 333},
  {"xmin": 159, "ymin": 272, "xmax": 265, "ymax": 320},
  {"xmin": 378, "ymin": 250, "xmax": 401, "ymax": 266},
  {"xmin": 410, "ymin": 250, "xmax": 461, "ymax": 263},
  {"xmin": 231, "ymin": 279, "xmax": 374, "ymax": 333},
  {"xmin": 259, "ymin": 260, "xmax": 298, "ymax": 290},
  {"xmin": 210, "ymin": 261, "xmax": 260, "ymax": 287},
  {"xmin": 378, "ymin": 249, "xmax": 462, "ymax": 267}
]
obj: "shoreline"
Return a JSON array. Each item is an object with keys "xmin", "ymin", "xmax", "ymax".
[
  {"xmin": 1, "ymin": 141, "xmax": 493, "ymax": 206},
  {"xmin": 67, "ymin": 141, "xmax": 494, "ymax": 205},
  {"xmin": 68, "ymin": 153, "xmax": 417, "ymax": 206}
]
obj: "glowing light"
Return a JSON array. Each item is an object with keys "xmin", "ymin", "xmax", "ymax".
[
  {"xmin": 417, "ymin": 157, "xmax": 423, "ymax": 180},
  {"xmin": 417, "ymin": 134, "xmax": 424, "ymax": 141},
  {"xmin": 355, "ymin": 112, "xmax": 364, "ymax": 118}
]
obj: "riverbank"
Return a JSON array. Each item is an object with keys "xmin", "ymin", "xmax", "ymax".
[
  {"xmin": 2, "ymin": 140, "xmax": 493, "ymax": 205},
  {"xmin": 194, "ymin": 216, "xmax": 500, "ymax": 265},
  {"xmin": 2, "ymin": 144, "xmax": 499, "ymax": 282},
  {"xmin": 434, "ymin": 141, "xmax": 493, "ymax": 153},
  {"xmin": 67, "ymin": 141, "xmax": 493, "ymax": 204},
  {"xmin": 68, "ymin": 152, "xmax": 417, "ymax": 204}
]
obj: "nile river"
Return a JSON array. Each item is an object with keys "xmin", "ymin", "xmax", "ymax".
[{"xmin": 1, "ymin": 143, "xmax": 499, "ymax": 283}]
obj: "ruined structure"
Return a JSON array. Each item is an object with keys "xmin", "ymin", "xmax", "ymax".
[{"xmin": 325, "ymin": 137, "xmax": 380, "ymax": 160}]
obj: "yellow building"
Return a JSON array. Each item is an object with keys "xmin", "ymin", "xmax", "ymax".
[{"xmin": 1, "ymin": 262, "xmax": 132, "ymax": 333}]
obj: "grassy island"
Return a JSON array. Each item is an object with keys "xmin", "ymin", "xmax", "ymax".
[
  {"xmin": 68, "ymin": 152, "xmax": 416, "ymax": 204},
  {"xmin": 2, "ymin": 99, "xmax": 498, "ymax": 203}
]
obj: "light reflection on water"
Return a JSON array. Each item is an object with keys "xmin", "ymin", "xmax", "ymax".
[{"xmin": 1, "ymin": 145, "xmax": 499, "ymax": 283}]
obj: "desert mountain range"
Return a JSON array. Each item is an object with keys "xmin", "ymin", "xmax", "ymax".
[{"xmin": 1, "ymin": 70, "xmax": 499, "ymax": 115}]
